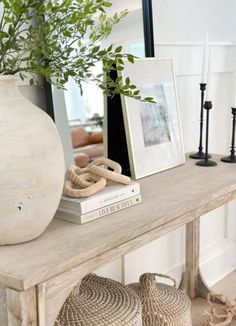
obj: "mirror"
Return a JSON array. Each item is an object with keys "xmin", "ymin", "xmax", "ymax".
[{"xmin": 47, "ymin": 0, "xmax": 154, "ymax": 169}]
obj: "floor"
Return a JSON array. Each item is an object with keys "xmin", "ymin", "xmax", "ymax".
[{"xmin": 191, "ymin": 271, "xmax": 236, "ymax": 325}]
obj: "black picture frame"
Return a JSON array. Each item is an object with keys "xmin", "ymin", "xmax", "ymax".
[
  {"xmin": 142, "ymin": 0, "xmax": 155, "ymax": 57},
  {"xmin": 44, "ymin": 80, "xmax": 55, "ymax": 121},
  {"xmin": 106, "ymin": 0, "xmax": 155, "ymax": 175}
]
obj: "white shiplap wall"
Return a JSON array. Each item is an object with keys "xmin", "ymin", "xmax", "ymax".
[{"xmin": 97, "ymin": 0, "xmax": 236, "ymax": 286}]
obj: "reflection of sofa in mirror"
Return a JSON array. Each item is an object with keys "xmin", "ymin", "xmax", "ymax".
[{"xmin": 70, "ymin": 125, "xmax": 103, "ymax": 167}]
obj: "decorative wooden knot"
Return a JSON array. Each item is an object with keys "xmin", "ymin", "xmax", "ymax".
[
  {"xmin": 90, "ymin": 157, "xmax": 122, "ymax": 174},
  {"xmin": 67, "ymin": 165, "xmax": 92, "ymax": 188},
  {"xmin": 64, "ymin": 158, "xmax": 131, "ymax": 198},
  {"xmin": 89, "ymin": 164, "xmax": 130, "ymax": 185},
  {"xmin": 64, "ymin": 177, "xmax": 106, "ymax": 198}
]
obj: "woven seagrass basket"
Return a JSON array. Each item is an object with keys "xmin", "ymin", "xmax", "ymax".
[
  {"xmin": 55, "ymin": 273, "xmax": 143, "ymax": 326},
  {"xmin": 127, "ymin": 273, "xmax": 192, "ymax": 326}
]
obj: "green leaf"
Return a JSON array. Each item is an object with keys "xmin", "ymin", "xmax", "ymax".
[
  {"xmin": 2, "ymin": 0, "xmax": 11, "ymax": 9},
  {"xmin": 8, "ymin": 25, "xmax": 14, "ymax": 37},
  {"xmin": 0, "ymin": 31, "xmax": 8, "ymax": 38},
  {"xmin": 38, "ymin": 4, "xmax": 46, "ymax": 14},
  {"xmin": 47, "ymin": 2, "xmax": 52, "ymax": 10},
  {"xmin": 115, "ymin": 45, "xmax": 122, "ymax": 53},
  {"xmin": 92, "ymin": 45, "xmax": 100, "ymax": 53},
  {"xmin": 63, "ymin": 30, "xmax": 72, "ymax": 37},
  {"xmin": 66, "ymin": 0, "xmax": 72, "ymax": 6},
  {"xmin": 144, "ymin": 97, "xmax": 155, "ymax": 103},
  {"xmin": 125, "ymin": 77, "xmax": 130, "ymax": 85},
  {"xmin": 127, "ymin": 54, "xmax": 134, "ymax": 63},
  {"xmin": 107, "ymin": 44, "xmax": 113, "ymax": 52},
  {"xmin": 29, "ymin": 78, "xmax": 34, "ymax": 86},
  {"xmin": 4, "ymin": 16, "xmax": 12, "ymax": 23},
  {"xmin": 98, "ymin": 50, "xmax": 107, "ymax": 56}
]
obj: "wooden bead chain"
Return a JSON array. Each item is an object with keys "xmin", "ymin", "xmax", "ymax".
[
  {"xmin": 64, "ymin": 158, "xmax": 131, "ymax": 198},
  {"xmin": 67, "ymin": 165, "xmax": 92, "ymax": 188},
  {"xmin": 90, "ymin": 157, "xmax": 122, "ymax": 174},
  {"xmin": 89, "ymin": 164, "xmax": 130, "ymax": 185},
  {"xmin": 64, "ymin": 177, "xmax": 106, "ymax": 198}
]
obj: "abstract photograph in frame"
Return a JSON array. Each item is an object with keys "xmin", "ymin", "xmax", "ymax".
[{"xmin": 120, "ymin": 58, "xmax": 185, "ymax": 179}]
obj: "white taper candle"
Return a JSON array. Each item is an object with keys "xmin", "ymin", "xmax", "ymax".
[
  {"xmin": 205, "ymin": 49, "xmax": 212, "ymax": 101},
  {"xmin": 232, "ymin": 72, "xmax": 236, "ymax": 107},
  {"xmin": 201, "ymin": 32, "xmax": 209, "ymax": 84}
]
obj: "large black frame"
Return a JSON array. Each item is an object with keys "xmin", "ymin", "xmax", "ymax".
[
  {"xmin": 106, "ymin": 0, "xmax": 155, "ymax": 175},
  {"xmin": 45, "ymin": 0, "xmax": 155, "ymax": 120},
  {"xmin": 142, "ymin": 0, "xmax": 155, "ymax": 57}
]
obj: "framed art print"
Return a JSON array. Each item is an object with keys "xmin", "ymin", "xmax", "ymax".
[{"xmin": 119, "ymin": 58, "xmax": 185, "ymax": 179}]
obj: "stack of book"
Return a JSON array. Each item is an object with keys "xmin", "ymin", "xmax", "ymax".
[{"xmin": 55, "ymin": 181, "xmax": 141, "ymax": 224}]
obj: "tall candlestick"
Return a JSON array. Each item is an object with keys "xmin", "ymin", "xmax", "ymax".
[
  {"xmin": 232, "ymin": 72, "xmax": 236, "ymax": 108},
  {"xmin": 201, "ymin": 33, "xmax": 209, "ymax": 84},
  {"xmin": 189, "ymin": 83, "xmax": 211, "ymax": 160},
  {"xmin": 196, "ymin": 101, "xmax": 217, "ymax": 167},
  {"xmin": 221, "ymin": 107, "xmax": 236, "ymax": 163}
]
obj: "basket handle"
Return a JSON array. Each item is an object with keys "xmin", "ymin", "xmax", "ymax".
[{"xmin": 140, "ymin": 273, "xmax": 177, "ymax": 289}]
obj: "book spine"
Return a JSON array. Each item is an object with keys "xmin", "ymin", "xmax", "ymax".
[
  {"xmin": 60, "ymin": 182, "xmax": 140, "ymax": 214},
  {"xmin": 56, "ymin": 194, "xmax": 141, "ymax": 224}
]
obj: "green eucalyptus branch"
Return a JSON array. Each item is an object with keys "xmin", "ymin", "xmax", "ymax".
[{"xmin": 0, "ymin": 0, "xmax": 155, "ymax": 103}]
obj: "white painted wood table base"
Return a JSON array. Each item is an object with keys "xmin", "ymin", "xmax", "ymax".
[{"xmin": 0, "ymin": 155, "xmax": 235, "ymax": 325}]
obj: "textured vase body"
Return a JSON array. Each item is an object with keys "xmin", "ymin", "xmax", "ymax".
[{"xmin": 0, "ymin": 76, "xmax": 65, "ymax": 245}]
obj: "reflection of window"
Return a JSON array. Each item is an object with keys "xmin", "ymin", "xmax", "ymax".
[
  {"xmin": 64, "ymin": 0, "xmax": 145, "ymax": 128},
  {"xmin": 129, "ymin": 42, "xmax": 145, "ymax": 58},
  {"xmin": 64, "ymin": 63, "xmax": 104, "ymax": 126},
  {"xmin": 103, "ymin": 0, "xmax": 145, "ymax": 56}
]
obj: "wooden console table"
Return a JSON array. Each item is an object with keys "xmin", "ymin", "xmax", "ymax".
[{"xmin": 0, "ymin": 155, "xmax": 236, "ymax": 325}]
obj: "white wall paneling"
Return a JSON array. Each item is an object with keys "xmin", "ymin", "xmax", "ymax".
[
  {"xmin": 119, "ymin": 40, "xmax": 236, "ymax": 287},
  {"xmin": 120, "ymin": 42, "xmax": 236, "ymax": 286},
  {"xmin": 96, "ymin": 258, "xmax": 124, "ymax": 283},
  {"xmin": 124, "ymin": 226, "xmax": 185, "ymax": 286},
  {"xmin": 152, "ymin": 0, "xmax": 236, "ymax": 44},
  {"xmin": 96, "ymin": 1, "xmax": 236, "ymax": 285},
  {"xmin": 118, "ymin": 0, "xmax": 236, "ymax": 287}
]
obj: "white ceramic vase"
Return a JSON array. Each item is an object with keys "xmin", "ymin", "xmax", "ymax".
[{"xmin": 0, "ymin": 75, "xmax": 65, "ymax": 245}]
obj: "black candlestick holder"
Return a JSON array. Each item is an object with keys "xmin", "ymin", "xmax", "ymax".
[
  {"xmin": 190, "ymin": 83, "xmax": 211, "ymax": 159},
  {"xmin": 196, "ymin": 101, "xmax": 217, "ymax": 167},
  {"xmin": 221, "ymin": 107, "xmax": 236, "ymax": 163}
]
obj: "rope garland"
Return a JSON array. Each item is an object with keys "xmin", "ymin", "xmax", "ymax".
[{"xmin": 204, "ymin": 292, "xmax": 236, "ymax": 326}]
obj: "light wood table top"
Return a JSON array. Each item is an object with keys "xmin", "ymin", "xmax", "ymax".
[{"xmin": 0, "ymin": 155, "xmax": 235, "ymax": 291}]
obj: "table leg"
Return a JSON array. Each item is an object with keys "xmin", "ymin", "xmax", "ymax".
[
  {"xmin": 6, "ymin": 287, "xmax": 37, "ymax": 325},
  {"xmin": 180, "ymin": 218, "xmax": 210, "ymax": 299},
  {"xmin": 37, "ymin": 272, "xmax": 82, "ymax": 326}
]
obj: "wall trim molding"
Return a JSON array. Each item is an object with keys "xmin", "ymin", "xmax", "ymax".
[
  {"xmin": 175, "ymin": 71, "xmax": 233, "ymax": 78},
  {"xmin": 155, "ymin": 42, "xmax": 236, "ymax": 47},
  {"xmin": 167, "ymin": 238, "xmax": 236, "ymax": 287}
]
